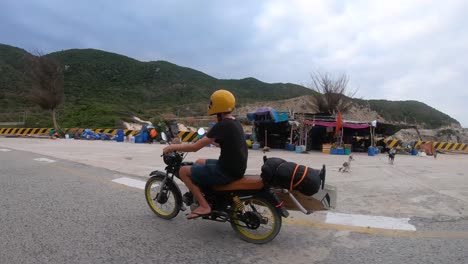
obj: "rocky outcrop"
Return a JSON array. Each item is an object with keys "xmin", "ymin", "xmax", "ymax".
[{"xmin": 393, "ymin": 128, "xmax": 468, "ymax": 143}]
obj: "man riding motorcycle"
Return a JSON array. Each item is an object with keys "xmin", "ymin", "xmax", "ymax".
[{"xmin": 162, "ymin": 89, "xmax": 248, "ymax": 219}]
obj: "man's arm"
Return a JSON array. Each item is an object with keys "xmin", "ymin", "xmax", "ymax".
[{"xmin": 163, "ymin": 136, "xmax": 215, "ymax": 154}]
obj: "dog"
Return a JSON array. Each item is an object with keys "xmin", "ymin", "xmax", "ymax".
[
  {"xmin": 388, "ymin": 148, "xmax": 396, "ymax": 164},
  {"xmin": 339, "ymin": 155, "xmax": 354, "ymax": 172}
]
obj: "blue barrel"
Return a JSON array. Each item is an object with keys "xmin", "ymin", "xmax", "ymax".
[
  {"xmin": 135, "ymin": 134, "xmax": 143, "ymax": 143},
  {"xmin": 368, "ymin": 147, "xmax": 375, "ymax": 156},
  {"xmin": 295, "ymin": 146, "xmax": 302, "ymax": 153},
  {"xmin": 287, "ymin": 143, "xmax": 295, "ymax": 151},
  {"xmin": 412, "ymin": 149, "xmax": 418, "ymax": 155},
  {"xmin": 115, "ymin": 129, "xmax": 124, "ymax": 142}
]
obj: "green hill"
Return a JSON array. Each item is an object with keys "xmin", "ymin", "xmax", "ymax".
[
  {"xmin": 0, "ymin": 43, "xmax": 460, "ymax": 129},
  {"xmin": 354, "ymin": 99, "xmax": 459, "ymax": 128}
]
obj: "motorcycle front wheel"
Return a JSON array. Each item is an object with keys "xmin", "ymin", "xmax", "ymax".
[
  {"xmin": 230, "ymin": 197, "xmax": 282, "ymax": 244},
  {"xmin": 145, "ymin": 175, "xmax": 181, "ymax": 220}
]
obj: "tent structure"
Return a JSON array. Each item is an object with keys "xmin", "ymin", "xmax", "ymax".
[
  {"xmin": 247, "ymin": 107, "xmax": 290, "ymax": 149},
  {"xmin": 303, "ymin": 120, "xmax": 370, "ymax": 129},
  {"xmin": 247, "ymin": 107, "xmax": 289, "ymax": 123},
  {"xmin": 302, "ymin": 120, "xmax": 373, "ymax": 151}
]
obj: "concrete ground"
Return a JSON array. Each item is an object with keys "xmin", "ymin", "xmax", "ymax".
[{"xmin": 1, "ymin": 137, "xmax": 467, "ymax": 220}]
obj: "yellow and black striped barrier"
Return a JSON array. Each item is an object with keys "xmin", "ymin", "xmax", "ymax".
[
  {"xmin": 178, "ymin": 130, "xmax": 200, "ymax": 142},
  {"xmin": 0, "ymin": 128, "xmax": 136, "ymax": 136},
  {"xmin": 382, "ymin": 138, "xmax": 403, "ymax": 149},
  {"xmin": 414, "ymin": 141, "xmax": 468, "ymax": 152},
  {"xmin": 0, "ymin": 128, "xmax": 53, "ymax": 135}
]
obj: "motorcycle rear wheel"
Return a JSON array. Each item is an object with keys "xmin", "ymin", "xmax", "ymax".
[
  {"xmin": 230, "ymin": 197, "xmax": 282, "ymax": 244},
  {"xmin": 145, "ymin": 175, "xmax": 180, "ymax": 220}
]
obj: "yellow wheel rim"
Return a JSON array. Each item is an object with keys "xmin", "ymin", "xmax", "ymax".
[
  {"xmin": 146, "ymin": 180, "xmax": 176, "ymax": 217},
  {"xmin": 234, "ymin": 199, "xmax": 277, "ymax": 240}
]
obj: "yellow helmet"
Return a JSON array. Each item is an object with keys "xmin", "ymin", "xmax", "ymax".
[{"xmin": 207, "ymin": 89, "xmax": 236, "ymax": 115}]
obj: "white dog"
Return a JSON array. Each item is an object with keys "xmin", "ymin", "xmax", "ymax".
[{"xmin": 339, "ymin": 155, "xmax": 354, "ymax": 172}]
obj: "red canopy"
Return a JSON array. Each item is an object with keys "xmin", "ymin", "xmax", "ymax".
[{"xmin": 303, "ymin": 120, "xmax": 370, "ymax": 129}]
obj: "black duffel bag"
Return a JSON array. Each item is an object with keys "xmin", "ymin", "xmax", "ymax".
[{"xmin": 261, "ymin": 157, "xmax": 322, "ymax": 196}]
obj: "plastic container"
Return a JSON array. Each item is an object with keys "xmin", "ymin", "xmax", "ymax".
[
  {"xmin": 344, "ymin": 148, "xmax": 351, "ymax": 155},
  {"xmin": 337, "ymin": 148, "xmax": 345, "ymax": 155},
  {"xmin": 142, "ymin": 132, "xmax": 148, "ymax": 143},
  {"xmin": 115, "ymin": 129, "xmax": 125, "ymax": 142},
  {"xmin": 286, "ymin": 143, "xmax": 295, "ymax": 151},
  {"xmin": 252, "ymin": 143, "xmax": 260, "ymax": 150},
  {"xmin": 134, "ymin": 134, "xmax": 143, "ymax": 143},
  {"xmin": 368, "ymin": 147, "xmax": 375, "ymax": 156},
  {"xmin": 412, "ymin": 149, "xmax": 418, "ymax": 155},
  {"xmin": 295, "ymin": 146, "xmax": 302, "ymax": 153}
]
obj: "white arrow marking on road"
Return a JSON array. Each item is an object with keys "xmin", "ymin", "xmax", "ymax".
[
  {"xmin": 325, "ymin": 212, "xmax": 416, "ymax": 231},
  {"xmin": 0, "ymin": 148, "xmax": 12, "ymax": 152},
  {"xmin": 34, "ymin": 158, "xmax": 56, "ymax": 163},
  {"xmin": 112, "ymin": 177, "xmax": 147, "ymax": 190}
]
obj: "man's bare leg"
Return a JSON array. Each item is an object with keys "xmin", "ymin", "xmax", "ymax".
[
  {"xmin": 195, "ymin": 159, "xmax": 206, "ymax": 165},
  {"xmin": 179, "ymin": 166, "xmax": 211, "ymax": 217}
]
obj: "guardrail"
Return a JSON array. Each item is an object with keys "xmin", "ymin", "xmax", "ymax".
[
  {"xmin": 0, "ymin": 128, "xmax": 136, "ymax": 137},
  {"xmin": 376, "ymin": 138, "xmax": 468, "ymax": 152},
  {"xmin": 1, "ymin": 128, "xmax": 466, "ymax": 152},
  {"xmin": 0, "ymin": 127, "xmax": 199, "ymax": 142}
]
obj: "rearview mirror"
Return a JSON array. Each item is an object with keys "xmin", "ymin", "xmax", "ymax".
[
  {"xmin": 161, "ymin": 132, "xmax": 167, "ymax": 141},
  {"xmin": 197, "ymin": 128, "xmax": 205, "ymax": 136}
]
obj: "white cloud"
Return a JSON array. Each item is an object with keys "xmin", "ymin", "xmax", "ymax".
[
  {"xmin": 247, "ymin": 0, "xmax": 468, "ymax": 126},
  {"xmin": 1, "ymin": 0, "xmax": 467, "ymax": 126}
]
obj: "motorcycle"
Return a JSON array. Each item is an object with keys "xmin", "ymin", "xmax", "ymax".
[{"xmin": 145, "ymin": 129, "xmax": 329, "ymax": 244}]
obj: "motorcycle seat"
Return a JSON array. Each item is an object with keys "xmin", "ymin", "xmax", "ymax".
[{"xmin": 213, "ymin": 175, "xmax": 264, "ymax": 191}]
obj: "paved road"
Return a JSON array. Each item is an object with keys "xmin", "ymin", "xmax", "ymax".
[
  {"xmin": 1, "ymin": 138, "xmax": 468, "ymax": 220},
  {"xmin": 1, "ymin": 148, "xmax": 467, "ymax": 264}
]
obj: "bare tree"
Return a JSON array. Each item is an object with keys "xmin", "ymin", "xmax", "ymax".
[
  {"xmin": 25, "ymin": 53, "xmax": 64, "ymax": 131},
  {"xmin": 309, "ymin": 72, "xmax": 356, "ymax": 115}
]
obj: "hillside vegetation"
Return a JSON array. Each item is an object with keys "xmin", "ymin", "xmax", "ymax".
[
  {"xmin": 353, "ymin": 99, "xmax": 459, "ymax": 128},
  {"xmin": 0, "ymin": 43, "xmax": 460, "ymax": 129}
]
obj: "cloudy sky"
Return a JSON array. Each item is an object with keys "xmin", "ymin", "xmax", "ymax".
[{"xmin": 1, "ymin": 0, "xmax": 467, "ymax": 127}]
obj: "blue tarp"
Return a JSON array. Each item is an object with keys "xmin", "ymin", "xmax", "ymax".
[
  {"xmin": 247, "ymin": 107, "xmax": 288, "ymax": 123},
  {"xmin": 80, "ymin": 129, "xmax": 112, "ymax": 140}
]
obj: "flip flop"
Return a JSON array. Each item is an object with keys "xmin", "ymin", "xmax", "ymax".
[{"xmin": 186, "ymin": 212, "xmax": 211, "ymax": 220}]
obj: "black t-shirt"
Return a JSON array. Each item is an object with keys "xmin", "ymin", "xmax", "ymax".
[{"xmin": 206, "ymin": 118, "xmax": 248, "ymax": 179}]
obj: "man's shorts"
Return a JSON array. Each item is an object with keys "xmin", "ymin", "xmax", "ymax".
[{"xmin": 190, "ymin": 159, "xmax": 236, "ymax": 188}]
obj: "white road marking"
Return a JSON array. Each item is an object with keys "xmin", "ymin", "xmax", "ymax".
[
  {"xmin": 33, "ymin": 158, "xmax": 56, "ymax": 163},
  {"xmin": 325, "ymin": 212, "xmax": 417, "ymax": 231},
  {"xmin": 111, "ymin": 177, "xmax": 417, "ymax": 232},
  {"xmin": 112, "ymin": 177, "xmax": 147, "ymax": 190},
  {"xmin": 0, "ymin": 148, "xmax": 12, "ymax": 152}
]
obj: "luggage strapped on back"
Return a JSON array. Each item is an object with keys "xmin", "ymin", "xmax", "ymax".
[{"xmin": 289, "ymin": 164, "xmax": 309, "ymax": 192}]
